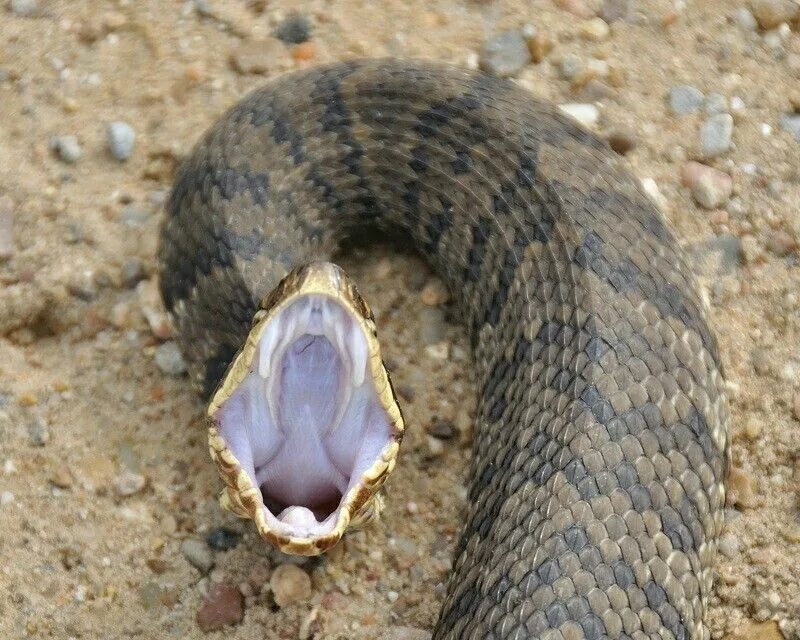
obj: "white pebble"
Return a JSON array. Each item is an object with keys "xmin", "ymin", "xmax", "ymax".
[
  {"xmin": 155, "ymin": 341, "xmax": 187, "ymax": 376},
  {"xmin": 50, "ymin": 135, "xmax": 82, "ymax": 164},
  {"xmin": 106, "ymin": 121, "xmax": 136, "ymax": 161},
  {"xmin": 558, "ymin": 103, "xmax": 600, "ymax": 128},
  {"xmin": 640, "ymin": 178, "xmax": 667, "ymax": 210},
  {"xmin": 699, "ymin": 113, "xmax": 733, "ymax": 158},
  {"xmin": 10, "ymin": 0, "xmax": 38, "ymax": 16},
  {"xmin": 761, "ymin": 123, "xmax": 772, "ymax": 136},
  {"xmin": 0, "ymin": 491, "xmax": 14, "ymax": 506}
]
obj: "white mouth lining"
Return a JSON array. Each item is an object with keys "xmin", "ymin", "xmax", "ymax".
[{"xmin": 214, "ymin": 295, "xmax": 393, "ymax": 538}]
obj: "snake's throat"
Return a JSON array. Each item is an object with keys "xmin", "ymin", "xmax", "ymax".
[{"xmin": 207, "ymin": 264, "xmax": 403, "ymax": 554}]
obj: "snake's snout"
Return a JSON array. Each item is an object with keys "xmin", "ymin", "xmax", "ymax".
[{"xmin": 206, "ymin": 263, "xmax": 404, "ymax": 555}]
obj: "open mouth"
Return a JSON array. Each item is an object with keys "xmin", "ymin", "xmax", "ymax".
[{"xmin": 209, "ymin": 289, "xmax": 399, "ymax": 547}]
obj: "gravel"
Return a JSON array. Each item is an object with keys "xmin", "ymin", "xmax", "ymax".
[
  {"xmin": 196, "ymin": 583, "xmax": 244, "ymax": 632},
  {"xmin": 270, "ymin": 564, "xmax": 311, "ymax": 607},
  {"xmin": 580, "ymin": 17, "xmax": 610, "ymax": 41},
  {"xmin": 682, "ymin": 162, "xmax": 733, "ymax": 209},
  {"xmin": 50, "ymin": 135, "xmax": 82, "ymax": 163},
  {"xmin": 181, "ymin": 538, "xmax": 215, "ymax": 573},
  {"xmin": 106, "ymin": 121, "xmax": 135, "ymax": 161},
  {"xmin": 558, "ymin": 103, "xmax": 599, "ymax": 128},
  {"xmin": 780, "ymin": 113, "xmax": 800, "ymax": 141},
  {"xmin": 10, "ymin": 0, "xmax": 38, "ymax": 17},
  {"xmin": 27, "ymin": 417, "xmax": 50, "ymax": 446},
  {"xmin": 154, "ymin": 341, "xmax": 187, "ymax": 376},
  {"xmin": 0, "ymin": 491, "xmax": 14, "ymax": 506},
  {"xmin": 114, "ymin": 470, "xmax": 146, "ymax": 496},
  {"xmin": 699, "ymin": 113, "xmax": 734, "ymax": 158},
  {"xmin": 479, "ymin": 31, "xmax": 531, "ymax": 77},
  {"xmin": 274, "ymin": 13, "xmax": 312, "ymax": 44},
  {"xmin": 668, "ymin": 84, "xmax": 704, "ymax": 116}
]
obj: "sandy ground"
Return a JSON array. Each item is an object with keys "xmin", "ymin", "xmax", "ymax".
[{"xmin": 0, "ymin": 0, "xmax": 799, "ymax": 638}]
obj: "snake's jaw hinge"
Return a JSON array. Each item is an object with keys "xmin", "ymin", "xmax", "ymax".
[{"xmin": 349, "ymin": 490, "xmax": 386, "ymax": 530}]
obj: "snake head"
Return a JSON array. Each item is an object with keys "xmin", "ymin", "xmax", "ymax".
[{"xmin": 206, "ymin": 262, "xmax": 404, "ymax": 555}]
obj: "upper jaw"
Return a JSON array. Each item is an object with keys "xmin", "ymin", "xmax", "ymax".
[{"xmin": 205, "ymin": 262, "xmax": 404, "ymax": 555}]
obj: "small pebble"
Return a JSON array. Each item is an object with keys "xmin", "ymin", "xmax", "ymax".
[
  {"xmin": 699, "ymin": 113, "xmax": 734, "ymax": 158},
  {"xmin": 0, "ymin": 195, "xmax": 14, "ymax": 260},
  {"xmin": 428, "ymin": 418, "xmax": 456, "ymax": 440},
  {"xmin": 640, "ymin": 178, "xmax": 667, "ymax": 210},
  {"xmin": 137, "ymin": 280, "xmax": 173, "ymax": 339},
  {"xmin": 106, "ymin": 121, "xmax": 136, "ymax": 161},
  {"xmin": 580, "ymin": 17, "xmax": 610, "ymax": 41},
  {"xmin": 607, "ymin": 129, "xmax": 636, "ymax": 155},
  {"xmin": 10, "ymin": 0, "xmax": 38, "ymax": 16},
  {"xmin": 424, "ymin": 435, "xmax": 444, "ymax": 458},
  {"xmin": 270, "ymin": 564, "xmax": 311, "ymax": 607},
  {"xmin": 424, "ymin": 341, "xmax": 450, "ymax": 360},
  {"xmin": 750, "ymin": 0, "xmax": 799, "ymax": 29},
  {"xmin": 119, "ymin": 205, "xmax": 150, "ymax": 226},
  {"xmin": 780, "ymin": 114, "xmax": 800, "ymax": 141},
  {"xmin": 718, "ymin": 533, "xmax": 740, "ymax": 557},
  {"xmin": 155, "ymin": 341, "xmax": 187, "ymax": 376},
  {"xmin": 668, "ymin": 84, "xmax": 704, "ymax": 116},
  {"xmin": 181, "ymin": 539, "xmax": 215, "ymax": 574},
  {"xmin": 0, "ymin": 491, "xmax": 14, "ymax": 506},
  {"xmin": 527, "ymin": 32, "xmax": 554, "ymax": 64},
  {"xmin": 558, "ymin": 103, "xmax": 599, "ymax": 128},
  {"xmin": 681, "ymin": 162, "xmax": 733, "ymax": 209},
  {"xmin": 420, "ymin": 279, "xmax": 449, "ymax": 306},
  {"xmin": 274, "ymin": 13, "xmax": 312, "ymax": 44},
  {"xmin": 559, "ymin": 54, "xmax": 585, "ymax": 80},
  {"xmin": 50, "ymin": 135, "xmax": 82, "ymax": 164},
  {"xmin": 479, "ymin": 31, "xmax": 531, "ymax": 77},
  {"xmin": 114, "ymin": 470, "xmax": 146, "ymax": 496},
  {"xmin": 196, "ymin": 583, "xmax": 244, "ymax": 632},
  {"xmin": 120, "ymin": 259, "xmax": 145, "ymax": 289},
  {"xmin": 733, "ymin": 7, "xmax": 759, "ymax": 31},
  {"xmin": 600, "ymin": 0, "xmax": 631, "ymax": 22},
  {"xmin": 50, "ymin": 466, "xmax": 73, "ymax": 489},
  {"xmin": 727, "ymin": 467, "xmax": 757, "ymax": 509},
  {"xmin": 206, "ymin": 527, "xmax": 241, "ymax": 551},
  {"xmin": 27, "ymin": 418, "xmax": 50, "ymax": 446}
]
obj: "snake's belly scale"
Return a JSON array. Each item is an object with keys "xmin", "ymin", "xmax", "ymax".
[{"xmin": 158, "ymin": 59, "xmax": 729, "ymax": 640}]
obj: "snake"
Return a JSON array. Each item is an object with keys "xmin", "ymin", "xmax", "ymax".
[{"xmin": 158, "ymin": 59, "xmax": 730, "ymax": 640}]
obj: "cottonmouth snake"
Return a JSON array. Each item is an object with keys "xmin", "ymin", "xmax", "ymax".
[{"xmin": 158, "ymin": 59, "xmax": 729, "ymax": 640}]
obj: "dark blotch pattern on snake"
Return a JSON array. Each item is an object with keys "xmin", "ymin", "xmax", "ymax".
[{"xmin": 159, "ymin": 59, "xmax": 729, "ymax": 640}]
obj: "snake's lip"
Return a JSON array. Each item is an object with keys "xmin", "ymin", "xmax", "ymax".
[{"xmin": 206, "ymin": 263, "xmax": 404, "ymax": 555}]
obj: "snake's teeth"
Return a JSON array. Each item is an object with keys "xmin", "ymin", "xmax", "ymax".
[
  {"xmin": 258, "ymin": 321, "xmax": 280, "ymax": 379},
  {"xmin": 351, "ymin": 323, "xmax": 367, "ymax": 387}
]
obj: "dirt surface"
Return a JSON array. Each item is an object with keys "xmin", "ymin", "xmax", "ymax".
[{"xmin": 1, "ymin": 1, "xmax": 799, "ymax": 638}]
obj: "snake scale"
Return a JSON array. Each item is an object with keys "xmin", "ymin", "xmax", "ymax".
[{"xmin": 158, "ymin": 59, "xmax": 730, "ymax": 640}]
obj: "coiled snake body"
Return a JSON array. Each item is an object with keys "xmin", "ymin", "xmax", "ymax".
[{"xmin": 159, "ymin": 59, "xmax": 729, "ymax": 640}]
